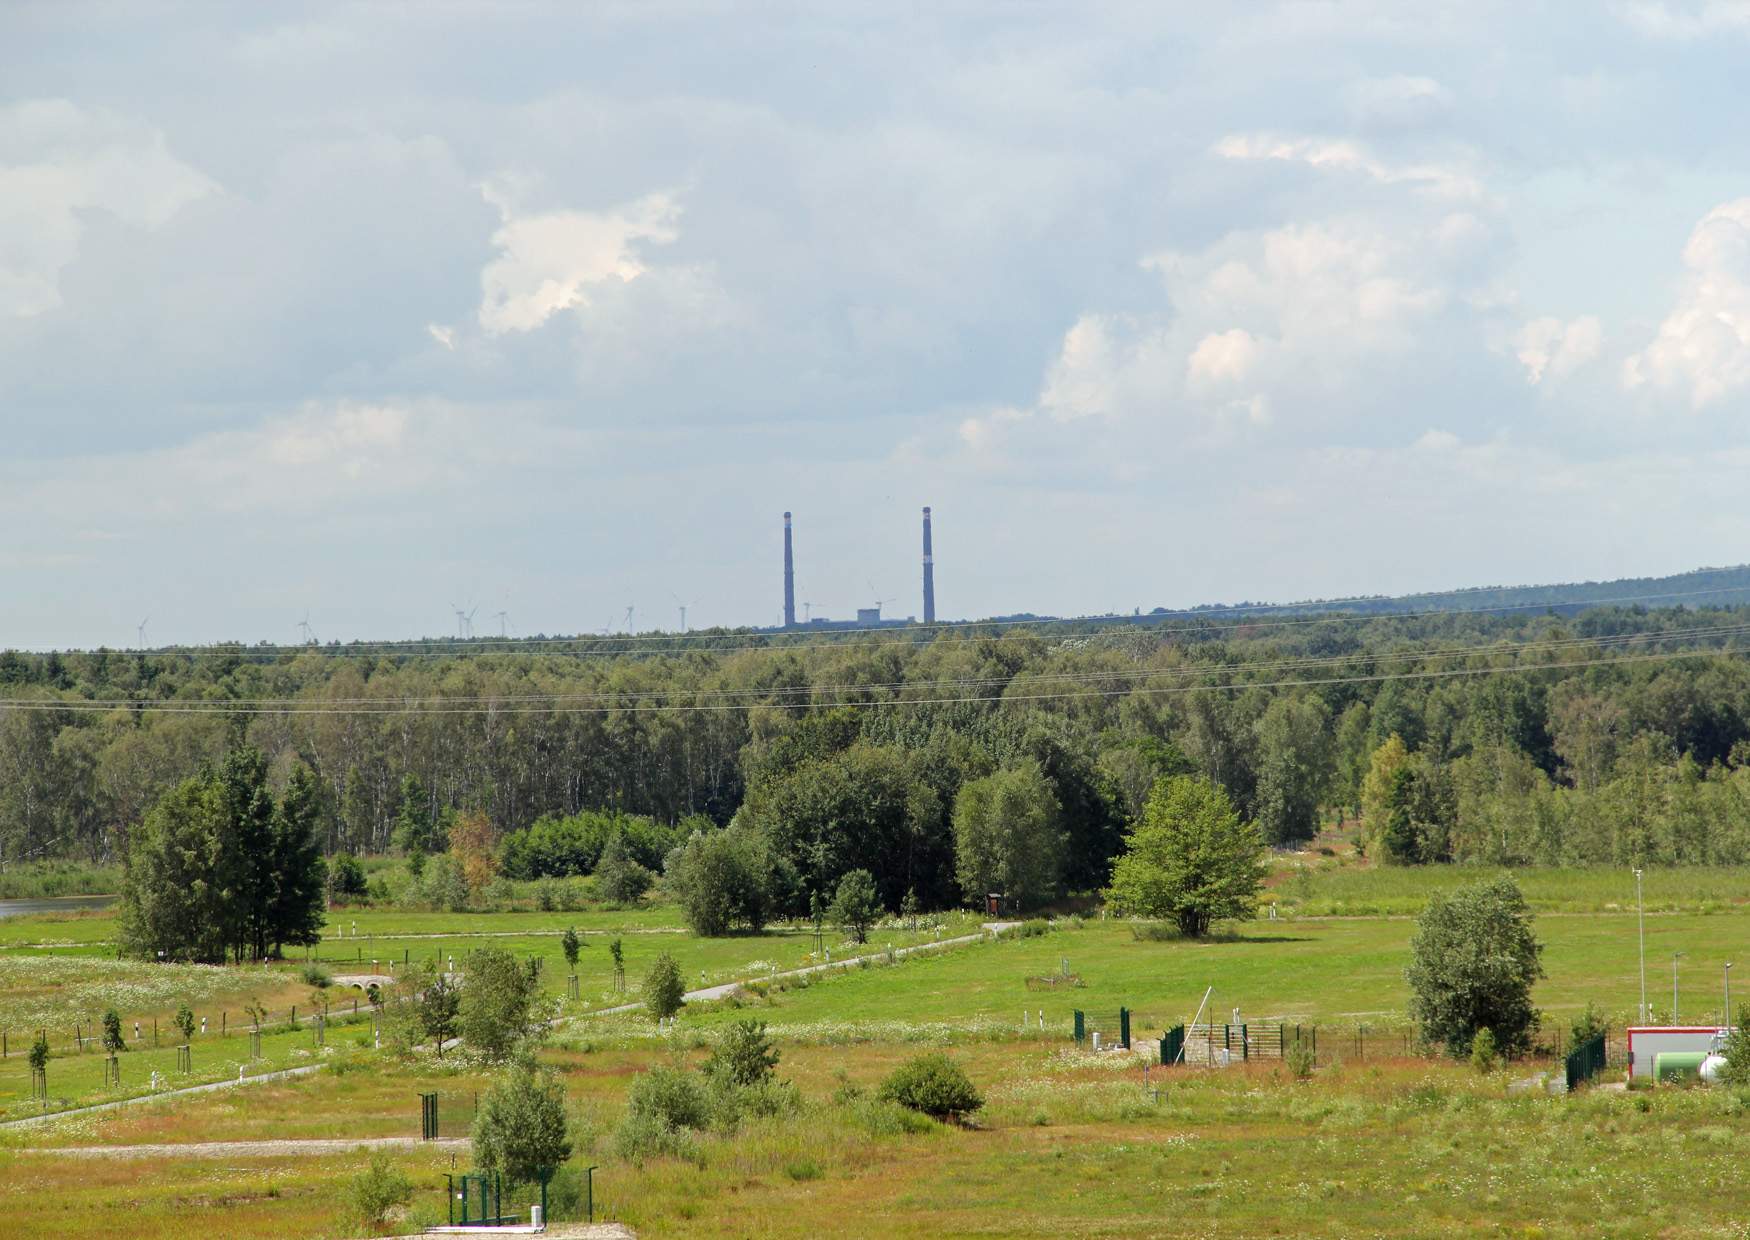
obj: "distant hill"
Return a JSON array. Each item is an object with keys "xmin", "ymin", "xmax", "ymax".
[{"xmin": 1142, "ymin": 563, "xmax": 1750, "ymax": 622}]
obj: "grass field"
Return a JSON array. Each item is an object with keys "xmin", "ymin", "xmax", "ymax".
[{"xmin": 9, "ymin": 870, "xmax": 1750, "ymax": 1237}]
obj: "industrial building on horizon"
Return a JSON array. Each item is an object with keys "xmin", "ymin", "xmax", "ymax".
[{"xmin": 778, "ymin": 507, "xmax": 936, "ymax": 630}]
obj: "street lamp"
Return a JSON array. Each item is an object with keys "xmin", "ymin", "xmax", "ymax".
[
  {"xmin": 1726, "ymin": 962, "xmax": 1734, "ymax": 1028},
  {"xmin": 1635, "ymin": 869, "xmax": 1646, "ymax": 1023},
  {"xmin": 1673, "ymin": 951, "xmax": 1685, "ymax": 1023}
]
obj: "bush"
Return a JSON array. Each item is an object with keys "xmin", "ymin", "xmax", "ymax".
[
  {"xmin": 611, "ymin": 1109, "xmax": 700, "ymax": 1166},
  {"xmin": 345, "ymin": 1151, "xmax": 413, "ymax": 1229},
  {"xmin": 1286, "ymin": 1037, "xmax": 1315, "ymax": 1080},
  {"xmin": 624, "ymin": 1065, "xmax": 711, "ymax": 1131},
  {"xmin": 878, "ymin": 1052, "xmax": 983, "ymax": 1121},
  {"xmin": 301, "ymin": 963, "xmax": 332, "ymax": 988},
  {"xmin": 329, "ymin": 853, "xmax": 368, "ymax": 897},
  {"xmin": 704, "ymin": 1019, "xmax": 779, "ymax": 1087},
  {"xmin": 644, "ymin": 952, "xmax": 685, "ymax": 1023},
  {"xmin": 1015, "ymin": 918, "xmax": 1051, "ymax": 938},
  {"xmin": 1470, "ymin": 1027, "xmax": 1500, "ymax": 1072},
  {"xmin": 1714, "ymin": 1004, "xmax": 1750, "ymax": 1086},
  {"xmin": 1569, "ymin": 1002, "xmax": 1608, "ymax": 1051}
]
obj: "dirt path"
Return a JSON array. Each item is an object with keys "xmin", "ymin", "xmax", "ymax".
[
  {"xmin": 583, "ymin": 921, "xmax": 1021, "ymax": 1017},
  {"xmin": 21, "ymin": 1136, "xmax": 469, "ymax": 1158}
]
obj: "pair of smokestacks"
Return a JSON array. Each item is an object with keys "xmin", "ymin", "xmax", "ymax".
[{"xmin": 783, "ymin": 508, "xmax": 935, "ymax": 627}]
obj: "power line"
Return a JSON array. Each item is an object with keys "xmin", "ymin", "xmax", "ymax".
[{"xmin": 22, "ymin": 581, "xmax": 1750, "ymax": 663}]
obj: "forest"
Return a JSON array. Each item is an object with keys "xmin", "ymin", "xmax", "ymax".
[{"xmin": 6, "ymin": 598, "xmax": 1750, "ymax": 909}]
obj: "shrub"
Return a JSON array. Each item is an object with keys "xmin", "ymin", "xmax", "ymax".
[
  {"xmin": 644, "ymin": 952, "xmax": 685, "ymax": 1023},
  {"xmin": 878, "ymin": 1052, "xmax": 983, "ymax": 1121},
  {"xmin": 1016, "ymin": 918, "xmax": 1051, "ymax": 938},
  {"xmin": 329, "ymin": 853, "xmax": 368, "ymax": 897},
  {"xmin": 624, "ymin": 1065, "xmax": 711, "ymax": 1131},
  {"xmin": 704, "ymin": 1019, "xmax": 779, "ymax": 1087},
  {"xmin": 785, "ymin": 1158, "xmax": 823, "ymax": 1182},
  {"xmin": 301, "ymin": 963, "xmax": 332, "ymax": 988},
  {"xmin": 345, "ymin": 1151, "xmax": 413, "ymax": 1229},
  {"xmin": 1470, "ymin": 1027, "xmax": 1500, "ymax": 1073},
  {"xmin": 612, "ymin": 1109, "xmax": 700, "ymax": 1166},
  {"xmin": 472, "ymin": 1060, "xmax": 572, "ymax": 1184},
  {"xmin": 1714, "ymin": 1004, "xmax": 1750, "ymax": 1086},
  {"xmin": 174, "ymin": 1003, "xmax": 196, "ymax": 1042},
  {"xmin": 1287, "ymin": 1037, "xmax": 1316, "ymax": 1080},
  {"xmin": 595, "ymin": 832, "xmax": 654, "ymax": 905},
  {"xmin": 1568, "ymin": 1002, "xmax": 1607, "ymax": 1051}
]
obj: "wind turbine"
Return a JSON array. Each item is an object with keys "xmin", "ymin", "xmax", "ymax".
[
  {"xmin": 493, "ymin": 610, "xmax": 511, "ymax": 637},
  {"xmin": 465, "ymin": 605, "xmax": 479, "ymax": 639},
  {"xmin": 801, "ymin": 600, "xmax": 817, "ymax": 623},
  {"xmin": 450, "ymin": 602, "xmax": 468, "ymax": 639},
  {"xmin": 297, "ymin": 612, "xmax": 318, "ymax": 645},
  {"xmin": 670, "ymin": 592, "xmax": 699, "ymax": 633},
  {"xmin": 623, "ymin": 605, "xmax": 635, "ymax": 634},
  {"xmin": 136, "ymin": 617, "xmax": 149, "ymax": 649}
]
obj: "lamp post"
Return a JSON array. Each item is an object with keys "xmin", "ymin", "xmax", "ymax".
[
  {"xmin": 1673, "ymin": 951, "xmax": 1685, "ymax": 1023},
  {"xmin": 1726, "ymin": 962, "xmax": 1734, "ymax": 1028},
  {"xmin": 1635, "ymin": 868, "xmax": 1646, "ymax": 1023}
]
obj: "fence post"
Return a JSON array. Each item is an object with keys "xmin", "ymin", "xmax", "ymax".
[
  {"xmin": 1073, "ymin": 1010, "xmax": 1085, "ymax": 1045},
  {"xmin": 1120, "ymin": 1008, "xmax": 1131, "ymax": 1050}
]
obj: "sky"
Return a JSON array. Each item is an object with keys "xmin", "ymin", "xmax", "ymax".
[{"xmin": 5, "ymin": 2, "xmax": 1750, "ymax": 648}]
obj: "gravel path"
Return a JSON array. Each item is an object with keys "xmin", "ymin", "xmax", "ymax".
[
  {"xmin": 583, "ymin": 921, "xmax": 1021, "ymax": 1017},
  {"xmin": 22, "ymin": 1136, "xmax": 469, "ymax": 1158}
]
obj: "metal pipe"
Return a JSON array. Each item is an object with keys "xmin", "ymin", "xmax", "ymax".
[{"xmin": 1635, "ymin": 868, "xmax": 1646, "ymax": 1022}]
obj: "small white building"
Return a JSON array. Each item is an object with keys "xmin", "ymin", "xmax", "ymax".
[{"xmin": 1625, "ymin": 1025, "xmax": 1727, "ymax": 1080}]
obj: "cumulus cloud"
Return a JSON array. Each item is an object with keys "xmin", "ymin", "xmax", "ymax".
[
  {"xmin": 1623, "ymin": 198, "xmax": 1750, "ymax": 407},
  {"xmin": 1516, "ymin": 315, "xmax": 1603, "ymax": 384},
  {"xmin": 1187, "ymin": 329, "xmax": 1262, "ymax": 388},
  {"xmin": 477, "ymin": 184, "xmax": 680, "ymax": 335},
  {"xmin": 0, "ymin": 99, "xmax": 216, "ymax": 317},
  {"xmin": 1344, "ymin": 75, "xmax": 1454, "ymax": 130}
]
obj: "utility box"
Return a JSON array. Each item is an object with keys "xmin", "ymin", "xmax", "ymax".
[{"xmin": 1626, "ymin": 1026, "xmax": 1727, "ymax": 1080}]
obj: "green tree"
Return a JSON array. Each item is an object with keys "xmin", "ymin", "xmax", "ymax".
[
  {"xmin": 1381, "ymin": 766, "xmax": 1422, "ymax": 863},
  {"xmin": 472, "ymin": 1059, "xmax": 573, "ymax": 1185},
  {"xmin": 704, "ymin": 1018, "xmax": 780, "ymax": 1087},
  {"xmin": 174, "ymin": 1003, "xmax": 196, "ymax": 1042},
  {"xmin": 393, "ymin": 772, "xmax": 442, "ymax": 863},
  {"xmin": 214, "ymin": 745, "xmax": 277, "ymax": 962},
  {"xmin": 664, "ymin": 826, "xmax": 777, "ymax": 936},
  {"xmin": 419, "ymin": 966, "xmax": 460, "ymax": 1057},
  {"xmin": 101, "ymin": 1009, "xmax": 124, "ymax": 1055},
  {"xmin": 28, "ymin": 1032, "xmax": 49, "ymax": 1072},
  {"xmin": 266, "ymin": 763, "xmax": 326, "ymax": 957},
  {"xmin": 951, "ymin": 764, "xmax": 1064, "ymax": 911},
  {"xmin": 561, "ymin": 926, "xmax": 581, "ymax": 972},
  {"xmin": 1405, "ymin": 875, "xmax": 1545, "ymax": 1058},
  {"xmin": 829, "ymin": 868, "xmax": 880, "ymax": 944},
  {"xmin": 1251, "ymin": 695, "xmax": 1332, "ymax": 846},
  {"xmin": 1360, "ymin": 735, "xmax": 1412, "ymax": 854},
  {"xmin": 459, "ymin": 947, "xmax": 543, "ymax": 1061},
  {"xmin": 1713, "ymin": 1005, "xmax": 1750, "ymax": 1085},
  {"xmin": 595, "ymin": 831, "xmax": 653, "ymax": 905},
  {"xmin": 644, "ymin": 951, "xmax": 685, "ymax": 1023},
  {"xmin": 1102, "ymin": 776, "xmax": 1265, "ymax": 938},
  {"xmin": 118, "ymin": 777, "xmax": 227, "ymax": 963}
]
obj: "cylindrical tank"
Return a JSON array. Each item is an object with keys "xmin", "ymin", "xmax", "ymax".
[
  {"xmin": 1700, "ymin": 1053, "xmax": 1729, "ymax": 1083},
  {"xmin": 1654, "ymin": 1051, "xmax": 1709, "ymax": 1082}
]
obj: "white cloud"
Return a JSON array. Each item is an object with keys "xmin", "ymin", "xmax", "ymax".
[
  {"xmin": 1623, "ymin": 198, "xmax": 1750, "ymax": 407},
  {"xmin": 1036, "ymin": 315, "xmax": 1176, "ymax": 422},
  {"xmin": 1617, "ymin": 2, "xmax": 1750, "ymax": 38},
  {"xmin": 0, "ymin": 99, "xmax": 216, "ymax": 316},
  {"xmin": 1213, "ymin": 132, "xmax": 1483, "ymax": 200},
  {"xmin": 1516, "ymin": 315, "xmax": 1602, "ymax": 384},
  {"xmin": 1187, "ymin": 328, "xmax": 1262, "ymax": 388},
  {"xmin": 477, "ymin": 185, "xmax": 680, "ymax": 335}
]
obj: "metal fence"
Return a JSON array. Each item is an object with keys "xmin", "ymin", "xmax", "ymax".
[
  {"xmin": 1073, "ymin": 1008, "xmax": 1131, "ymax": 1050},
  {"xmin": 420, "ymin": 1090, "xmax": 478, "ymax": 1140},
  {"xmin": 1565, "ymin": 1033, "xmax": 1608, "ymax": 1091}
]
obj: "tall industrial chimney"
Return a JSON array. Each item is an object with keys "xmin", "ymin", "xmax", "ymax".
[
  {"xmin": 921, "ymin": 506, "xmax": 935, "ymax": 625},
  {"xmin": 783, "ymin": 511, "xmax": 796, "ymax": 628}
]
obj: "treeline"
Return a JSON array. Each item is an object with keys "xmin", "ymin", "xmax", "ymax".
[{"xmin": 7, "ymin": 604, "xmax": 1750, "ymax": 903}]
